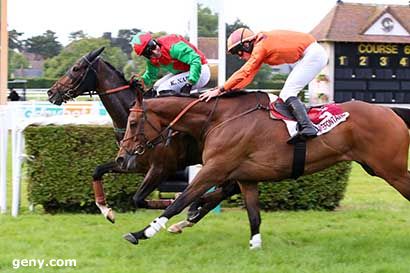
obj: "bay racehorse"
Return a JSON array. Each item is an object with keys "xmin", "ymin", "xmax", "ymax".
[
  {"xmin": 46, "ymin": 47, "xmax": 237, "ymax": 228},
  {"xmin": 117, "ymin": 92, "xmax": 410, "ymax": 248}
]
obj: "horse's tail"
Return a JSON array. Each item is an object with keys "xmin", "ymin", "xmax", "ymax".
[{"xmin": 390, "ymin": 107, "xmax": 410, "ymax": 129}]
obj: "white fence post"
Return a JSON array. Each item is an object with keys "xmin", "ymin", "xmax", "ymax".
[
  {"xmin": 0, "ymin": 106, "xmax": 8, "ymax": 214},
  {"xmin": 11, "ymin": 125, "xmax": 23, "ymax": 217}
]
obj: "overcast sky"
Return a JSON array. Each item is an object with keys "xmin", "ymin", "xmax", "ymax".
[{"xmin": 7, "ymin": 0, "xmax": 408, "ymax": 45}]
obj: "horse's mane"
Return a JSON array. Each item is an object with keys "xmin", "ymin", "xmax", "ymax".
[
  {"xmin": 157, "ymin": 91, "xmax": 200, "ymax": 99},
  {"xmin": 220, "ymin": 90, "xmax": 251, "ymax": 98},
  {"xmin": 101, "ymin": 58, "xmax": 127, "ymax": 83},
  {"xmin": 156, "ymin": 90, "xmax": 266, "ymax": 99}
]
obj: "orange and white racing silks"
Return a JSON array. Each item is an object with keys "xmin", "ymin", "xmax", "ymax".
[{"xmin": 223, "ymin": 30, "xmax": 317, "ymax": 91}]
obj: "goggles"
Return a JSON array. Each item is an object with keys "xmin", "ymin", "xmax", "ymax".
[
  {"xmin": 229, "ymin": 45, "xmax": 244, "ymax": 57},
  {"xmin": 142, "ymin": 40, "xmax": 158, "ymax": 59}
]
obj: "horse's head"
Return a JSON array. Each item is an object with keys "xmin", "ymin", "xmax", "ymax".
[
  {"xmin": 116, "ymin": 100, "xmax": 169, "ymax": 171},
  {"xmin": 47, "ymin": 47, "xmax": 105, "ymax": 105}
]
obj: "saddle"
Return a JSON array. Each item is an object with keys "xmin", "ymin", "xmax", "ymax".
[{"xmin": 269, "ymin": 97, "xmax": 349, "ymax": 137}]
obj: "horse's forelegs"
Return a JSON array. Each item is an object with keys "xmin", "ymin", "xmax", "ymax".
[
  {"xmin": 238, "ymin": 181, "xmax": 262, "ymax": 249},
  {"xmin": 167, "ymin": 182, "xmax": 241, "ymax": 233},
  {"xmin": 92, "ymin": 161, "xmax": 121, "ymax": 223},
  {"xmin": 132, "ymin": 166, "xmax": 167, "ymax": 208},
  {"xmin": 123, "ymin": 166, "xmax": 222, "ymax": 245}
]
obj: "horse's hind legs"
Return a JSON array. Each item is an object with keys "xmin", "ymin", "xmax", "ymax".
[
  {"xmin": 384, "ymin": 171, "xmax": 410, "ymax": 202},
  {"xmin": 238, "ymin": 181, "xmax": 262, "ymax": 250},
  {"xmin": 167, "ymin": 182, "xmax": 241, "ymax": 233}
]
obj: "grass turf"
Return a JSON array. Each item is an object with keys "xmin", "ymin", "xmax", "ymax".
[{"xmin": 1, "ymin": 146, "xmax": 410, "ymax": 272}]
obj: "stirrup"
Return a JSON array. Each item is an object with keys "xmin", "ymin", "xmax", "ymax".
[
  {"xmin": 287, "ymin": 131, "xmax": 317, "ymax": 144},
  {"xmin": 287, "ymin": 133, "xmax": 306, "ymax": 144}
]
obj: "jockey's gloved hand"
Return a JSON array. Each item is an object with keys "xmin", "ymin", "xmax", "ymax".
[
  {"xmin": 129, "ymin": 76, "xmax": 144, "ymax": 91},
  {"xmin": 180, "ymin": 82, "xmax": 193, "ymax": 95}
]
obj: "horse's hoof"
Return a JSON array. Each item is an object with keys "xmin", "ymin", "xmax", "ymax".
[
  {"xmin": 167, "ymin": 224, "xmax": 183, "ymax": 234},
  {"xmin": 123, "ymin": 233, "xmax": 139, "ymax": 245},
  {"xmin": 249, "ymin": 244, "xmax": 262, "ymax": 250},
  {"xmin": 167, "ymin": 220, "xmax": 193, "ymax": 234},
  {"xmin": 106, "ymin": 209, "xmax": 115, "ymax": 224}
]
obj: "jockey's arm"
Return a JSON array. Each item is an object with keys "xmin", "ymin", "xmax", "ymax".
[
  {"xmin": 223, "ymin": 46, "xmax": 266, "ymax": 91},
  {"xmin": 141, "ymin": 61, "xmax": 160, "ymax": 87},
  {"xmin": 170, "ymin": 41, "xmax": 202, "ymax": 85}
]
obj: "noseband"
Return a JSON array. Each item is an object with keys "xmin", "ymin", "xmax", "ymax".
[{"xmin": 120, "ymin": 103, "xmax": 166, "ymax": 156}]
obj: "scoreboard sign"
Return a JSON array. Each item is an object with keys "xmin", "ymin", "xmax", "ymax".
[{"xmin": 334, "ymin": 42, "xmax": 410, "ymax": 103}]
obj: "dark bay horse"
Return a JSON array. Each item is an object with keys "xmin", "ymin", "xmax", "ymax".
[
  {"xmin": 117, "ymin": 92, "xmax": 410, "ymax": 248},
  {"xmin": 47, "ymin": 47, "xmax": 236, "ymax": 228}
]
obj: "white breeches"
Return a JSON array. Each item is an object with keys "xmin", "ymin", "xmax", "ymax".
[
  {"xmin": 154, "ymin": 64, "xmax": 211, "ymax": 94},
  {"xmin": 279, "ymin": 42, "xmax": 328, "ymax": 102}
]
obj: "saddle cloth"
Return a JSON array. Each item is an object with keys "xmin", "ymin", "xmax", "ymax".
[{"xmin": 267, "ymin": 94, "xmax": 350, "ymax": 137}]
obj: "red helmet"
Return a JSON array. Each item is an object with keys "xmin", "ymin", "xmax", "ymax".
[
  {"xmin": 130, "ymin": 32, "xmax": 153, "ymax": 56},
  {"xmin": 227, "ymin": 28, "xmax": 256, "ymax": 54}
]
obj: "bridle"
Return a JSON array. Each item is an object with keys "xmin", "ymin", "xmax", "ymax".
[
  {"xmin": 53, "ymin": 56, "xmax": 134, "ymax": 102},
  {"xmin": 52, "ymin": 56, "xmax": 100, "ymax": 102},
  {"xmin": 121, "ymin": 99, "xmax": 202, "ymax": 156}
]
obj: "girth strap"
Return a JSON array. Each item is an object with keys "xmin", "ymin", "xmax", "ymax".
[{"xmin": 291, "ymin": 141, "xmax": 306, "ymax": 179}]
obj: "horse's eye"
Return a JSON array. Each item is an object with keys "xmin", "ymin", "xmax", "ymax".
[{"xmin": 72, "ymin": 66, "xmax": 80, "ymax": 72}]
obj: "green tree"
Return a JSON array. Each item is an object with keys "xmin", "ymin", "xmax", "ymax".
[
  {"xmin": 123, "ymin": 52, "xmax": 147, "ymax": 79},
  {"xmin": 8, "ymin": 29, "xmax": 24, "ymax": 51},
  {"xmin": 44, "ymin": 38, "xmax": 127, "ymax": 78},
  {"xmin": 69, "ymin": 30, "xmax": 89, "ymax": 42},
  {"xmin": 198, "ymin": 4, "xmax": 217, "ymax": 37},
  {"xmin": 8, "ymin": 49, "xmax": 29, "ymax": 78},
  {"xmin": 25, "ymin": 30, "xmax": 63, "ymax": 59},
  {"xmin": 117, "ymin": 28, "xmax": 141, "ymax": 40}
]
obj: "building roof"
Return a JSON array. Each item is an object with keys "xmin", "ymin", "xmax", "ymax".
[{"xmin": 310, "ymin": 2, "xmax": 410, "ymax": 43}]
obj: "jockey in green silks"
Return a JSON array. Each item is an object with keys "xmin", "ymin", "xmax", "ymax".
[{"xmin": 130, "ymin": 32, "xmax": 210, "ymax": 95}]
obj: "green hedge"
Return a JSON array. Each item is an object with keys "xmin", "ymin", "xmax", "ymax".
[
  {"xmin": 24, "ymin": 125, "xmax": 143, "ymax": 213},
  {"xmin": 224, "ymin": 162, "xmax": 351, "ymax": 211},
  {"xmin": 24, "ymin": 125, "xmax": 351, "ymax": 213},
  {"xmin": 10, "ymin": 78, "xmax": 58, "ymax": 89}
]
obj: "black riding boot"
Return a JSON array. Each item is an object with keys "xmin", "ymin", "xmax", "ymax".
[{"xmin": 285, "ymin": 96, "xmax": 318, "ymax": 143}]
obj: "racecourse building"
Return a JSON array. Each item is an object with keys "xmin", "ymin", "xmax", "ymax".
[{"xmin": 309, "ymin": 2, "xmax": 410, "ymax": 105}]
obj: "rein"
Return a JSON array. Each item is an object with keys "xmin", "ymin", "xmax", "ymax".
[
  {"xmin": 205, "ymin": 93, "xmax": 270, "ymax": 138},
  {"xmin": 99, "ymin": 85, "xmax": 131, "ymax": 95},
  {"xmin": 122, "ymin": 99, "xmax": 202, "ymax": 155}
]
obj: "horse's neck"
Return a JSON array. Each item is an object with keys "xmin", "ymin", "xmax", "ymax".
[
  {"xmin": 95, "ymin": 61, "xmax": 135, "ymax": 130},
  {"xmin": 153, "ymin": 93, "xmax": 270, "ymax": 140},
  {"xmin": 152, "ymin": 97, "xmax": 218, "ymax": 140}
]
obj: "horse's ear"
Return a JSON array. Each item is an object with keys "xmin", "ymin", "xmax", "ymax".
[{"xmin": 87, "ymin": 47, "xmax": 105, "ymax": 61}]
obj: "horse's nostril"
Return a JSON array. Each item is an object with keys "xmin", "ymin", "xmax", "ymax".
[
  {"xmin": 116, "ymin": 156, "xmax": 124, "ymax": 166},
  {"xmin": 47, "ymin": 90, "xmax": 53, "ymax": 96}
]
